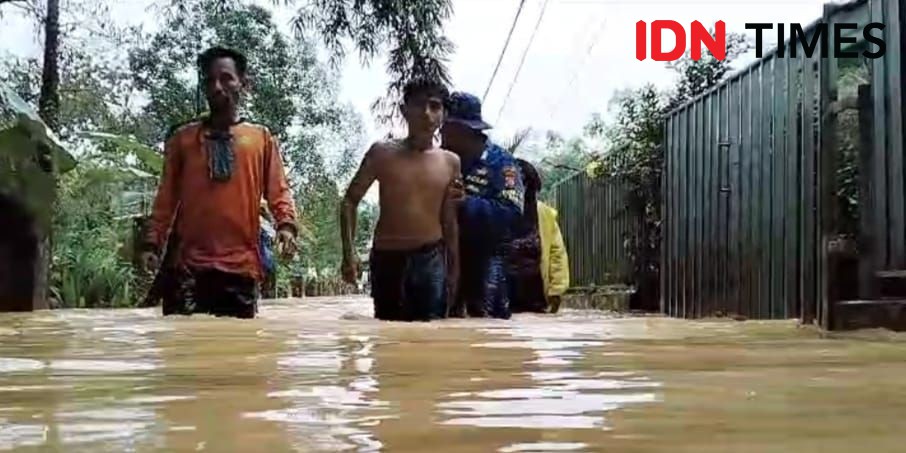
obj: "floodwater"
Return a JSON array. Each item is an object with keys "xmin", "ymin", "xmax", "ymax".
[{"xmin": 1, "ymin": 297, "xmax": 906, "ymax": 452}]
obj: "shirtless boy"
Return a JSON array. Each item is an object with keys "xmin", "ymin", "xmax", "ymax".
[{"xmin": 339, "ymin": 78, "xmax": 461, "ymax": 322}]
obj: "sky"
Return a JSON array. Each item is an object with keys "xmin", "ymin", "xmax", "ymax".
[
  {"xmin": 1, "ymin": 0, "xmax": 836, "ymax": 149},
  {"xmin": 338, "ymin": 0, "xmax": 833, "ymax": 149}
]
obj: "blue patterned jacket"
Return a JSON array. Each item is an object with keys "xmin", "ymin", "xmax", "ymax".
[{"xmin": 458, "ymin": 142, "xmax": 525, "ymax": 318}]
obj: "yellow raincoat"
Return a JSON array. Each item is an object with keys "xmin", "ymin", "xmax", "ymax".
[{"xmin": 537, "ymin": 201, "xmax": 569, "ymax": 299}]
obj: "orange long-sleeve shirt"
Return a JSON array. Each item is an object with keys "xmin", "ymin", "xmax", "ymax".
[{"xmin": 145, "ymin": 120, "xmax": 297, "ymax": 281}]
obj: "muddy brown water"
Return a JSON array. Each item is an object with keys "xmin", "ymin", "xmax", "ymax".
[{"xmin": 1, "ymin": 297, "xmax": 906, "ymax": 452}]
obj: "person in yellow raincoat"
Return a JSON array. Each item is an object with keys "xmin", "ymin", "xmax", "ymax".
[
  {"xmin": 537, "ymin": 199, "xmax": 569, "ymax": 313},
  {"xmin": 509, "ymin": 159, "xmax": 570, "ymax": 313}
]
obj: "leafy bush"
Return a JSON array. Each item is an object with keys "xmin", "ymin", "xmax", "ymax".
[{"xmin": 50, "ymin": 166, "xmax": 140, "ymax": 308}]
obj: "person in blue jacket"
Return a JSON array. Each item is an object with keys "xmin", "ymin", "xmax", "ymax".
[{"xmin": 441, "ymin": 91, "xmax": 525, "ymax": 319}]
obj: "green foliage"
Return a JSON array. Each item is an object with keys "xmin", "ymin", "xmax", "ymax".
[
  {"xmin": 2, "ymin": 0, "xmax": 403, "ymax": 306},
  {"xmin": 665, "ymin": 32, "xmax": 751, "ymax": 111},
  {"xmin": 1, "ymin": 46, "xmax": 136, "ymax": 139},
  {"xmin": 537, "ymin": 131, "xmax": 593, "ymax": 201},
  {"xmin": 0, "ymin": 5, "xmax": 152, "ymax": 308},
  {"xmin": 355, "ymin": 201, "xmax": 378, "ymax": 252},
  {"xmin": 130, "ymin": 0, "xmax": 338, "ymax": 142},
  {"xmin": 834, "ymin": 54, "xmax": 871, "ymax": 236},
  {"xmin": 50, "ymin": 165, "xmax": 137, "ymax": 308},
  {"xmin": 502, "ymin": 128, "xmax": 532, "ymax": 155},
  {"xmin": 593, "ymin": 86, "xmax": 667, "ymax": 281},
  {"xmin": 290, "ymin": 0, "xmax": 454, "ymax": 125},
  {"xmin": 28, "ymin": 107, "xmax": 158, "ymax": 308},
  {"xmin": 127, "ymin": 0, "xmax": 369, "ymax": 284},
  {"xmin": 77, "ymin": 132, "xmax": 163, "ymax": 175}
]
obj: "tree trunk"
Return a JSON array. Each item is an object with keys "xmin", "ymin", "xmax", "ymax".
[
  {"xmin": 38, "ymin": 0, "xmax": 61, "ymax": 131},
  {"xmin": 33, "ymin": 0, "xmax": 61, "ymax": 309}
]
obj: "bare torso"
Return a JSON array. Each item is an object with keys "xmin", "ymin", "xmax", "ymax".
[{"xmin": 370, "ymin": 141, "xmax": 458, "ymax": 251}]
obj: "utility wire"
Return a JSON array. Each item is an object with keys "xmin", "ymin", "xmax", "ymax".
[
  {"xmin": 547, "ymin": 10, "xmax": 610, "ymax": 122},
  {"xmin": 482, "ymin": 0, "xmax": 527, "ymax": 103},
  {"xmin": 532, "ymin": 12, "xmax": 596, "ymax": 116},
  {"xmin": 495, "ymin": 0, "xmax": 550, "ymax": 123}
]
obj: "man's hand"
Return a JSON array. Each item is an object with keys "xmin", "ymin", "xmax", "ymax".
[
  {"xmin": 341, "ymin": 256, "xmax": 359, "ymax": 284},
  {"xmin": 276, "ymin": 226, "xmax": 297, "ymax": 259},
  {"xmin": 140, "ymin": 251, "xmax": 160, "ymax": 274},
  {"xmin": 448, "ymin": 177, "xmax": 465, "ymax": 203}
]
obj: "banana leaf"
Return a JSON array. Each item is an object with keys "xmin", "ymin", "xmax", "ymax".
[{"xmin": 77, "ymin": 131, "xmax": 163, "ymax": 175}]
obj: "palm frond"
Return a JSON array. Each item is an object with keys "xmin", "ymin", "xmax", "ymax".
[{"xmin": 503, "ymin": 127, "xmax": 532, "ymax": 154}]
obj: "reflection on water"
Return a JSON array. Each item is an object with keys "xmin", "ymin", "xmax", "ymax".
[
  {"xmin": 1, "ymin": 298, "xmax": 906, "ymax": 452},
  {"xmin": 438, "ymin": 321, "xmax": 660, "ymax": 432},
  {"xmin": 247, "ymin": 332, "xmax": 389, "ymax": 451},
  {"xmin": 498, "ymin": 443, "xmax": 587, "ymax": 452}
]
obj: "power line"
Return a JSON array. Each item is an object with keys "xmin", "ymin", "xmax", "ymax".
[
  {"xmin": 540, "ymin": 10, "xmax": 599, "ymax": 115},
  {"xmin": 547, "ymin": 10, "xmax": 610, "ymax": 122},
  {"xmin": 482, "ymin": 0, "xmax": 527, "ymax": 103},
  {"xmin": 494, "ymin": 0, "xmax": 550, "ymax": 123}
]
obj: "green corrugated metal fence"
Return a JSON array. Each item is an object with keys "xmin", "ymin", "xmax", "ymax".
[
  {"xmin": 550, "ymin": 171, "xmax": 639, "ymax": 288},
  {"xmin": 549, "ymin": 0, "xmax": 904, "ymax": 324},
  {"xmin": 867, "ymin": 0, "xmax": 906, "ymax": 273},
  {"xmin": 662, "ymin": 0, "xmax": 905, "ymax": 324}
]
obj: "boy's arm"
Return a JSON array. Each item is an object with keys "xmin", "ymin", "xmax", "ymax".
[
  {"xmin": 340, "ymin": 144, "xmax": 380, "ymax": 264},
  {"xmin": 442, "ymin": 155, "xmax": 461, "ymax": 306}
]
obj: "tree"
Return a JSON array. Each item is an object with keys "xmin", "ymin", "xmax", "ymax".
[
  {"xmin": 130, "ymin": 1, "xmax": 326, "ymax": 142},
  {"xmin": 2, "ymin": 0, "xmax": 64, "ymax": 309},
  {"xmin": 536, "ymin": 131, "xmax": 594, "ymax": 201},
  {"xmin": 2, "ymin": 48, "xmax": 139, "ymax": 140},
  {"xmin": 37, "ymin": 0, "xmax": 60, "ymax": 130},
  {"xmin": 502, "ymin": 128, "xmax": 533, "ymax": 155},
  {"xmin": 289, "ymin": 0, "xmax": 454, "ymax": 125},
  {"xmin": 665, "ymin": 31, "xmax": 751, "ymax": 111},
  {"xmin": 1, "ymin": 0, "xmax": 162, "ymax": 308},
  {"xmin": 3, "ymin": 0, "xmax": 378, "ymax": 305},
  {"xmin": 2, "ymin": 0, "xmax": 453, "ymax": 305},
  {"xmin": 595, "ymin": 85, "xmax": 667, "ymax": 309},
  {"xmin": 0, "ymin": 0, "xmax": 63, "ymax": 129}
]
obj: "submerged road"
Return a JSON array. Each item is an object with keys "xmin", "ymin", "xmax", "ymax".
[{"xmin": 1, "ymin": 296, "xmax": 906, "ymax": 452}]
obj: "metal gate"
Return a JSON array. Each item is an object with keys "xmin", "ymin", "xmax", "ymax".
[
  {"xmin": 661, "ymin": 0, "xmax": 904, "ymax": 326},
  {"xmin": 550, "ymin": 171, "xmax": 638, "ymax": 288}
]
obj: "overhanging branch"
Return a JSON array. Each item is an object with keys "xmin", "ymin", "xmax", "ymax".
[{"xmin": 539, "ymin": 158, "xmax": 582, "ymax": 172}]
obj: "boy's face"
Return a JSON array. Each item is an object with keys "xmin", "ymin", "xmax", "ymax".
[
  {"xmin": 401, "ymin": 92, "xmax": 445, "ymax": 136},
  {"xmin": 204, "ymin": 57, "xmax": 245, "ymax": 113}
]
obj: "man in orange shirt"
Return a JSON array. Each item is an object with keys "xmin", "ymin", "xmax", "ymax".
[{"xmin": 140, "ymin": 47, "xmax": 298, "ymax": 319}]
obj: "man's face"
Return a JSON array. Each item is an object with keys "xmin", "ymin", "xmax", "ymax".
[
  {"xmin": 440, "ymin": 121, "xmax": 469, "ymax": 154},
  {"xmin": 401, "ymin": 92, "xmax": 444, "ymax": 136},
  {"xmin": 204, "ymin": 57, "xmax": 244, "ymax": 113}
]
